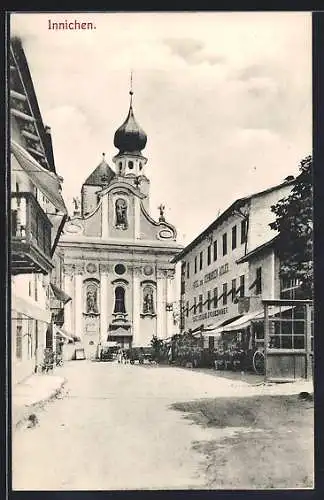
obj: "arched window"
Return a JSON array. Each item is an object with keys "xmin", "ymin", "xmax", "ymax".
[
  {"xmin": 139, "ymin": 162, "xmax": 142, "ymax": 171},
  {"xmin": 128, "ymin": 161, "xmax": 134, "ymax": 169},
  {"xmin": 114, "ymin": 286, "xmax": 126, "ymax": 313},
  {"xmin": 118, "ymin": 162, "xmax": 122, "ymax": 174}
]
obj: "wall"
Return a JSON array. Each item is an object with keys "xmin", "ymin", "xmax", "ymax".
[
  {"xmin": 12, "ymin": 273, "xmax": 49, "ymax": 384},
  {"xmin": 81, "ymin": 185, "xmax": 99, "ymax": 216},
  {"xmin": 248, "ymin": 184, "xmax": 293, "ymax": 252},
  {"xmin": 83, "ymin": 205, "xmax": 102, "ymax": 237}
]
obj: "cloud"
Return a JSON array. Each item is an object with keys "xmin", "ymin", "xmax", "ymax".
[
  {"xmin": 235, "ymin": 64, "xmax": 271, "ymax": 82},
  {"xmin": 163, "ymin": 37, "xmax": 226, "ymax": 66},
  {"xmin": 10, "ymin": 12, "xmax": 312, "ymax": 244}
]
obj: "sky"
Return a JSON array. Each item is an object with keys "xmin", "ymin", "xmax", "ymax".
[{"xmin": 11, "ymin": 12, "xmax": 312, "ymax": 246}]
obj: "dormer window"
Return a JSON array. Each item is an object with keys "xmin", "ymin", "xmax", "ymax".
[{"xmin": 128, "ymin": 161, "xmax": 134, "ymax": 169}]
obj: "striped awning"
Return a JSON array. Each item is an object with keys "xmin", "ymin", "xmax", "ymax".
[{"xmin": 222, "ymin": 305, "xmax": 294, "ymax": 332}]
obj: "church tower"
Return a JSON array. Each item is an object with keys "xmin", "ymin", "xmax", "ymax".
[{"xmin": 59, "ymin": 79, "xmax": 183, "ymax": 358}]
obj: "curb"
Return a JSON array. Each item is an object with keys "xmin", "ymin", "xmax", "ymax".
[{"xmin": 14, "ymin": 378, "xmax": 67, "ymax": 430}]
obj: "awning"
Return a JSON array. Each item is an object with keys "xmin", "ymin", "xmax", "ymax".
[
  {"xmin": 50, "ymin": 283, "xmax": 72, "ymax": 304},
  {"xmin": 11, "ymin": 293, "xmax": 51, "ymax": 323},
  {"xmin": 222, "ymin": 305, "xmax": 294, "ymax": 332},
  {"xmin": 11, "ymin": 140, "xmax": 67, "ymax": 214},
  {"xmin": 54, "ymin": 326, "xmax": 74, "ymax": 342},
  {"xmin": 200, "ymin": 315, "xmax": 244, "ymax": 336}
]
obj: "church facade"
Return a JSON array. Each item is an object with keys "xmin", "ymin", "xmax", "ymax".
[{"xmin": 57, "ymin": 90, "xmax": 183, "ymax": 358}]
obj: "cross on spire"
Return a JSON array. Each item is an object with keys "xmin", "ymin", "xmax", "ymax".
[{"xmin": 129, "ymin": 70, "xmax": 134, "ymax": 107}]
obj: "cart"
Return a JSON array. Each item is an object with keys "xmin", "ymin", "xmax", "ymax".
[{"xmin": 129, "ymin": 347, "xmax": 153, "ymax": 364}]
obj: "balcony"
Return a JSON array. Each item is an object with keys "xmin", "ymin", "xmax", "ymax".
[{"xmin": 11, "ymin": 192, "xmax": 53, "ymax": 275}]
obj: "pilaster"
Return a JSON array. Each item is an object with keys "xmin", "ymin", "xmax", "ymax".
[
  {"xmin": 156, "ymin": 269, "xmax": 166, "ymax": 339},
  {"xmin": 74, "ymin": 264, "xmax": 84, "ymax": 341},
  {"xmin": 166, "ymin": 270, "xmax": 175, "ymax": 338},
  {"xmin": 100, "ymin": 271, "xmax": 109, "ymax": 343},
  {"xmin": 132, "ymin": 266, "xmax": 141, "ymax": 345},
  {"xmin": 102, "ymin": 195, "xmax": 109, "ymax": 239}
]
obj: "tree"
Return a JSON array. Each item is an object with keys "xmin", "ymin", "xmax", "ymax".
[
  {"xmin": 150, "ymin": 336, "xmax": 165, "ymax": 361},
  {"xmin": 270, "ymin": 156, "xmax": 313, "ymax": 298}
]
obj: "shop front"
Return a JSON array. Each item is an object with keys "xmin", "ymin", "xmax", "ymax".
[{"xmin": 206, "ymin": 299, "xmax": 314, "ymax": 379}]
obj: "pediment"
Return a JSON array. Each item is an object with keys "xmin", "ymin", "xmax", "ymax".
[{"xmin": 99, "ymin": 180, "xmax": 146, "ymax": 200}]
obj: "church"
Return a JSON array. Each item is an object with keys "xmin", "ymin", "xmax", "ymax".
[{"xmin": 58, "ymin": 87, "xmax": 183, "ymax": 359}]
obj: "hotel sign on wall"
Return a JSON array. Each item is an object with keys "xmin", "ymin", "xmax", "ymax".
[
  {"xmin": 193, "ymin": 307, "xmax": 228, "ymax": 323},
  {"xmin": 193, "ymin": 263, "xmax": 229, "ymax": 289}
]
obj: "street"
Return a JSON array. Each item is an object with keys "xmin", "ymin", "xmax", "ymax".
[{"xmin": 12, "ymin": 360, "xmax": 313, "ymax": 490}]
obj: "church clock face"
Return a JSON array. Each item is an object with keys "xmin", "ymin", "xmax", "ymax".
[{"xmin": 143, "ymin": 265, "xmax": 153, "ymax": 276}]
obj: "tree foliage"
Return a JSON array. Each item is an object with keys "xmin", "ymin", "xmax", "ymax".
[
  {"xmin": 150, "ymin": 336, "xmax": 165, "ymax": 361},
  {"xmin": 270, "ymin": 156, "xmax": 313, "ymax": 298}
]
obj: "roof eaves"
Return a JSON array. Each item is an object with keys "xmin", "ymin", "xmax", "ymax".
[
  {"xmin": 236, "ymin": 235, "xmax": 279, "ymax": 264},
  {"xmin": 172, "ymin": 179, "xmax": 294, "ymax": 264},
  {"xmin": 171, "ymin": 196, "xmax": 249, "ymax": 263}
]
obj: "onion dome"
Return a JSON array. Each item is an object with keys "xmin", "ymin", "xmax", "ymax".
[{"xmin": 114, "ymin": 89, "xmax": 147, "ymax": 155}]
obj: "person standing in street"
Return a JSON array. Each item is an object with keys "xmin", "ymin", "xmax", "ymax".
[{"xmin": 117, "ymin": 348, "xmax": 123, "ymax": 364}]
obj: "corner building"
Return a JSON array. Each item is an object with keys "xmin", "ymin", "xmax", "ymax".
[
  {"xmin": 172, "ymin": 179, "xmax": 295, "ymax": 348},
  {"xmin": 58, "ymin": 91, "xmax": 183, "ymax": 358}
]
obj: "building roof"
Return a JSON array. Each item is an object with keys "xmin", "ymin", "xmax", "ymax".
[
  {"xmin": 236, "ymin": 235, "xmax": 279, "ymax": 264},
  {"xmin": 11, "ymin": 139, "xmax": 67, "ymax": 214},
  {"xmin": 113, "ymin": 92, "xmax": 147, "ymax": 155},
  {"xmin": 10, "ymin": 37, "xmax": 56, "ymax": 174},
  {"xmin": 83, "ymin": 154, "xmax": 115, "ymax": 186},
  {"xmin": 171, "ymin": 179, "xmax": 295, "ymax": 263}
]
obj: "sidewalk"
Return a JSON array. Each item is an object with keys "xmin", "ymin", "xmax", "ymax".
[{"xmin": 12, "ymin": 373, "xmax": 66, "ymax": 429}]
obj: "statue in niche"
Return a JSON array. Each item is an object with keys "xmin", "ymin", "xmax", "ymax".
[
  {"xmin": 86, "ymin": 284, "xmax": 98, "ymax": 314},
  {"xmin": 143, "ymin": 286, "xmax": 155, "ymax": 315},
  {"xmin": 115, "ymin": 198, "xmax": 128, "ymax": 230}
]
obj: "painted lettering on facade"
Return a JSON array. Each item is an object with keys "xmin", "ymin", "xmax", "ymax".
[
  {"xmin": 193, "ymin": 263, "xmax": 229, "ymax": 289},
  {"xmin": 192, "ymin": 306, "xmax": 228, "ymax": 322}
]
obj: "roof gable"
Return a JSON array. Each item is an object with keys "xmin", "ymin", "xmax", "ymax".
[{"xmin": 84, "ymin": 161, "xmax": 115, "ymax": 186}]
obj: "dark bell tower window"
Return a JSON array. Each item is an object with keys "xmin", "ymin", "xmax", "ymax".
[
  {"xmin": 128, "ymin": 161, "xmax": 134, "ymax": 169},
  {"xmin": 114, "ymin": 286, "xmax": 126, "ymax": 313},
  {"xmin": 118, "ymin": 162, "xmax": 122, "ymax": 174},
  {"xmin": 139, "ymin": 162, "xmax": 142, "ymax": 171}
]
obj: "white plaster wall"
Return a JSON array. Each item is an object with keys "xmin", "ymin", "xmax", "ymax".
[
  {"xmin": 248, "ymin": 184, "xmax": 293, "ymax": 252},
  {"xmin": 248, "ymin": 248, "xmax": 281, "ymax": 312}
]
